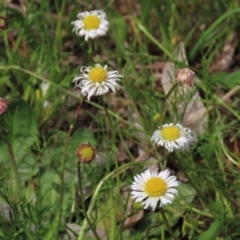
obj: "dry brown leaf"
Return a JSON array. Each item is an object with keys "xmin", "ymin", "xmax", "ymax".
[
  {"xmin": 209, "ymin": 33, "xmax": 236, "ymax": 73},
  {"xmin": 123, "ymin": 207, "xmax": 144, "ymax": 229},
  {"xmin": 117, "ymin": 140, "xmax": 135, "ymax": 163},
  {"xmin": 161, "ymin": 42, "xmax": 207, "ymax": 134},
  {"xmin": 129, "ymin": 108, "xmax": 153, "ymax": 164},
  {"xmin": 121, "ymin": 189, "xmax": 144, "ymax": 229},
  {"xmin": 114, "ymin": 0, "xmax": 140, "ymax": 15}
]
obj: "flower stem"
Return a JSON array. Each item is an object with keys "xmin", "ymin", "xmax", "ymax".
[
  {"xmin": 160, "ymin": 208, "xmax": 180, "ymax": 240},
  {"xmin": 102, "ymin": 100, "xmax": 119, "ymax": 240},
  {"xmin": 102, "ymin": 102, "xmax": 120, "ymax": 190},
  {"xmin": 56, "ymin": 95, "xmax": 87, "ymax": 237},
  {"xmin": 159, "ymin": 83, "xmax": 178, "ymax": 126},
  {"xmin": 77, "ymin": 162, "xmax": 100, "ymax": 240},
  {"xmin": 5, "ymin": 140, "xmax": 21, "ymax": 202}
]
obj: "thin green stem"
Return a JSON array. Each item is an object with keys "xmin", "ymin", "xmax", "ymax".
[
  {"xmin": 134, "ymin": 19, "xmax": 172, "ymax": 58},
  {"xmin": 175, "ymin": 159, "xmax": 206, "ymax": 206},
  {"xmin": 5, "ymin": 140, "xmax": 21, "ymax": 202},
  {"xmin": 159, "ymin": 83, "xmax": 178, "ymax": 126},
  {"xmin": 54, "ymin": 0, "xmax": 66, "ymax": 51},
  {"xmin": 160, "ymin": 208, "xmax": 180, "ymax": 240},
  {"xmin": 109, "ymin": 190, "xmax": 117, "ymax": 240},
  {"xmin": 77, "ymin": 162, "xmax": 100, "ymax": 240},
  {"xmin": 56, "ymin": 95, "xmax": 87, "ymax": 237},
  {"xmin": 102, "ymin": 103, "xmax": 120, "ymax": 190},
  {"xmin": 102, "ymin": 101, "xmax": 119, "ymax": 240}
]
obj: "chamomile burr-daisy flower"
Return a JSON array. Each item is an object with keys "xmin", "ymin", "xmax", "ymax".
[
  {"xmin": 73, "ymin": 64, "xmax": 123, "ymax": 100},
  {"xmin": 71, "ymin": 10, "xmax": 109, "ymax": 41},
  {"xmin": 76, "ymin": 143, "xmax": 95, "ymax": 164},
  {"xmin": 151, "ymin": 123, "xmax": 196, "ymax": 152},
  {"xmin": 131, "ymin": 169, "xmax": 178, "ymax": 211}
]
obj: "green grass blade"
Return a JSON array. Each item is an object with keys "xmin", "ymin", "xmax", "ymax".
[
  {"xmin": 189, "ymin": 8, "xmax": 240, "ymax": 60},
  {"xmin": 198, "ymin": 220, "xmax": 222, "ymax": 240}
]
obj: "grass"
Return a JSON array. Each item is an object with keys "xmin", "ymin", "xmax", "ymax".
[{"xmin": 0, "ymin": 0, "xmax": 240, "ymax": 239}]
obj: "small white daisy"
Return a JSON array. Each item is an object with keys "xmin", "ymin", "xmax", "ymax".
[
  {"xmin": 71, "ymin": 10, "xmax": 109, "ymax": 41},
  {"xmin": 131, "ymin": 169, "xmax": 178, "ymax": 211},
  {"xmin": 41, "ymin": 82, "xmax": 49, "ymax": 96},
  {"xmin": 151, "ymin": 123, "xmax": 196, "ymax": 152},
  {"xmin": 40, "ymin": 82, "xmax": 51, "ymax": 107},
  {"xmin": 73, "ymin": 64, "xmax": 123, "ymax": 100}
]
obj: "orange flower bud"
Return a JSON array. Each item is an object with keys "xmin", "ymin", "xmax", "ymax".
[{"xmin": 76, "ymin": 143, "xmax": 95, "ymax": 163}]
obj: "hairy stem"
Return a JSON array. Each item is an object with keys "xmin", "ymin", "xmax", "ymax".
[
  {"xmin": 159, "ymin": 83, "xmax": 178, "ymax": 126},
  {"xmin": 77, "ymin": 162, "xmax": 100, "ymax": 240},
  {"xmin": 56, "ymin": 95, "xmax": 87, "ymax": 237},
  {"xmin": 160, "ymin": 208, "xmax": 180, "ymax": 240},
  {"xmin": 102, "ymin": 101, "xmax": 119, "ymax": 240}
]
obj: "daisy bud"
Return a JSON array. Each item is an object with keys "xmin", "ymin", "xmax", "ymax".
[
  {"xmin": 76, "ymin": 143, "xmax": 95, "ymax": 164},
  {"xmin": 0, "ymin": 17, "xmax": 8, "ymax": 30},
  {"xmin": 176, "ymin": 68, "xmax": 195, "ymax": 89},
  {"xmin": 0, "ymin": 98, "xmax": 8, "ymax": 115}
]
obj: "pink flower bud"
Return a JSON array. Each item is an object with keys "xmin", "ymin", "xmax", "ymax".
[
  {"xmin": 176, "ymin": 68, "xmax": 195, "ymax": 89},
  {"xmin": 0, "ymin": 98, "xmax": 8, "ymax": 115}
]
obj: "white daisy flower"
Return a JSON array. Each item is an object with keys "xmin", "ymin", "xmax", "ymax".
[
  {"xmin": 73, "ymin": 64, "xmax": 123, "ymax": 100},
  {"xmin": 40, "ymin": 82, "xmax": 51, "ymax": 107},
  {"xmin": 151, "ymin": 123, "xmax": 196, "ymax": 152},
  {"xmin": 41, "ymin": 82, "xmax": 50, "ymax": 96},
  {"xmin": 131, "ymin": 169, "xmax": 178, "ymax": 211},
  {"xmin": 71, "ymin": 10, "xmax": 109, "ymax": 41}
]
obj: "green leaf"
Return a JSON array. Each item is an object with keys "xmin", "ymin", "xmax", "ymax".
[
  {"xmin": 189, "ymin": 8, "xmax": 240, "ymax": 60},
  {"xmin": 67, "ymin": 127, "xmax": 97, "ymax": 160},
  {"xmin": 40, "ymin": 170, "xmax": 60, "ymax": 207},
  {"xmin": 0, "ymin": 100, "xmax": 38, "ymax": 165},
  {"xmin": 164, "ymin": 182, "xmax": 197, "ymax": 226},
  {"xmin": 40, "ymin": 127, "xmax": 96, "ymax": 173},
  {"xmin": 214, "ymin": 71, "xmax": 240, "ymax": 89},
  {"xmin": 110, "ymin": 14, "xmax": 127, "ymax": 53},
  {"xmin": 198, "ymin": 220, "xmax": 222, "ymax": 240}
]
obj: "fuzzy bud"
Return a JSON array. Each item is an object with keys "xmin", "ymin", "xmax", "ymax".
[
  {"xmin": 76, "ymin": 143, "xmax": 95, "ymax": 164},
  {"xmin": 0, "ymin": 98, "xmax": 8, "ymax": 115},
  {"xmin": 0, "ymin": 17, "xmax": 8, "ymax": 30},
  {"xmin": 176, "ymin": 68, "xmax": 195, "ymax": 89}
]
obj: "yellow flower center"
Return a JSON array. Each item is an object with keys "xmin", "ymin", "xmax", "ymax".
[
  {"xmin": 81, "ymin": 147, "xmax": 94, "ymax": 159},
  {"xmin": 83, "ymin": 15, "xmax": 101, "ymax": 30},
  {"xmin": 88, "ymin": 67, "xmax": 107, "ymax": 83},
  {"xmin": 145, "ymin": 177, "xmax": 167, "ymax": 197},
  {"xmin": 161, "ymin": 126, "xmax": 180, "ymax": 141}
]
